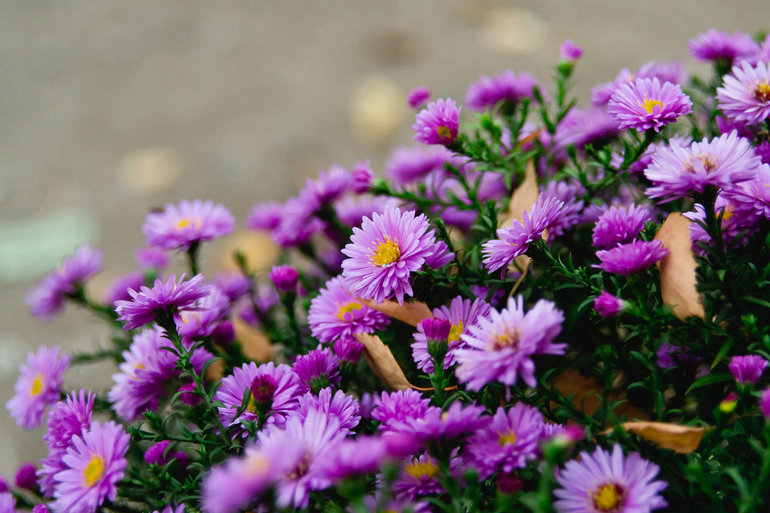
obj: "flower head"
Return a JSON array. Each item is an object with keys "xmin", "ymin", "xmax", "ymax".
[
  {"xmin": 143, "ymin": 199, "xmax": 235, "ymax": 251},
  {"xmin": 413, "ymin": 98, "xmax": 460, "ymax": 145},
  {"xmin": 608, "ymin": 78, "xmax": 692, "ymax": 132},
  {"xmin": 594, "ymin": 292, "xmax": 626, "ymax": 318},
  {"xmin": 371, "ymin": 389, "xmax": 433, "ymax": 429},
  {"xmin": 7, "ymin": 346, "xmax": 71, "ymax": 430},
  {"xmin": 293, "ymin": 348, "xmax": 341, "ymax": 394},
  {"xmin": 465, "ymin": 70, "xmax": 540, "ymax": 111},
  {"xmin": 560, "ymin": 40, "xmax": 583, "ymax": 62},
  {"xmin": 294, "ymin": 387, "xmax": 360, "ymax": 432},
  {"xmin": 717, "ymin": 60, "xmax": 770, "ymax": 125},
  {"xmin": 408, "ymin": 86, "xmax": 431, "ymax": 109},
  {"xmin": 115, "ymin": 274, "xmax": 208, "ymax": 331},
  {"xmin": 388, "ymin": 401, "xmax": 488, "ymax": 446},
  {"xmin": 595, "ymin": 240, "xmax": 668, "ymax": 275},
  {"xmin": 592, "ymin": 204, "xmax": 651, "ymax": 248},
  {"xmin": 760, "ymin": 389, "xmax": 770, "ymax": 420},
  {"xmin": 554, "ymin": 444, "xmax": 667, "ymax": 513},
  {"xmin": 245, "ymin": 201, "xmax": 283, "ymax": 231},
  {"xmin": 350, "ymin": 160, "xmax": 374, "ymax": 194},
  {"xmin": 689, "ymin": 29, "xmax": 759, "ymax": 62},
  {"xmin": 385, "ymin": 145, "xmax": 452, "ymax": 184},
  {"xmin": 269, "ymin": 265, "xmax": 299, "ymax": 293},
  {"xmin": 729, "ymin": 355, "xmax": 768, "ymax": 384}
]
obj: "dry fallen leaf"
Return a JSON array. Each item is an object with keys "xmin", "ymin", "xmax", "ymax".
[
  {"xmin": 357, "ymin": 298, "xmax": 433, "ymax": 327},
  {"xmin": 502, "ymin": 159, "xmax": 539, "ymax": 228},
  {"xmin": 217, "ymin": 231, "xmax": 279, "ymax": 273},
  {"xmin": 233, "ymin": 318, "xmax": 274, "ymax": 363},
  {"xmin": 355, "ymin": 333, "xmax": 412, "ymax": 390},
  {"xmin": 552, "ymin": 369, "xmax": 650, "ymax": 421},
  {"xmin": 654, "ymin": 213, "xmax": 706, "ymax": 320},
  {"xmin": 603, "ymin": 421, "xmax": 708, "ymax": 454}
]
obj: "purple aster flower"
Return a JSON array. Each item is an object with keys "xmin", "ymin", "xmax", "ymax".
[
  {"xmin": 153, "ymin": 506, "xmax": 185, "ymax": 513},
  {"xmin": 716, "ymin": 115, "xmax": 754, "ymax": 138},
  {"xmin": 482, "ymin": 193, "xmax": 565, "ymax": 273},
  {"xmin": 317, "ymin": 436, "xmax": 387, "ymax": 482},
  {"xmin": 105, "ymin": 272, "xmax": 145, "ymax": 305},
  {"xmin": 215, "ymin": 362, "xmax": 300, "ymax": 434},
  {"xmin": 341, "ymin": 206, "xmax": 447, "ymax": 304},
  {"xmin": 554, "ymin": 444, "xmax": 667, "ymax": 513},
  {"xmin": 717, "ymin": 60, "xmax": 770, "ymax": 125},
  {"xmin": 302, "ymin": 164, "xmax": 352, "ymax": 204},
  {"xmin": 259, "ymin": 408, "xmax": 346, "ymax": 509},
  {"xmin": 596, "ymin": 240, "xmax": 667, "ymax": 275},
  {"xmin": 0, "ymin": 494, "xmax": 14, "ymax": 513},
  {"xmin": 760, "ymin": 389, "xmax": 770, "ymax": 420},
  {"xmin": 350, "ymin": 160, "xmax": 374, "ymax": 194},
  {"xmin": 7, "ymin": 345, "xmax": 71, "ymax": 430},
  {"xmin": 560, "ymin": 39, "xmax": 583, "ymax": 62},
  {"xmin": 412, "ymin": 296, "xmax": 492, "ymax": 373},
  {"xmin": 542, "ymin": 180, "xmax": 585, "ymax": 237},
  {"xmin": 176, "ymin": 285, "xmax": 231, "ymax": 340},
  {"xmin": 142, "ymin": 199, "xmax": 235, "ymax": 251},
  {"xmin": 335, "ymin": 194, "xmax": 389, "ymax": 229},
  {"xmin": 413, "ymin": 98, "xmax": 460, "ymax": 146},
  {"xmin": 371, "ymin": 389, "xmax": 432, "ymax": 429},
  {"xmin": 25, "ymin": 243, "xmax": 103, "ymax": 321},
  {"xmin": 455, "ymin": 296, "xmax": 565, "ymax": 390},
  {"xmin": 592, "ymin": 204, "xmax": 651, "ymax": 248},
  {"xmin": 214, "ymin": 271, "xmax": 251, "ymax": 303},
  {"xmin": 689, "ymin": 29, "xmax": 759, "ymax": 62},
  {"xmin": 115, "ymin": 273, "xmax": 208, "ymax": 331},
  {"xmin": 656, "ymin": 342, "xmax": 699, "ymax": 370},
  {"xmin": 52, "ymin": 421, "xmax": 130, "ymax": 513},
  {"xmin": 389, "ymin": 401, "xmax": 488, "ymax": 447},
  {"xmin": 307, "ymin": 276, "xmax": 390, "ymax": 343},
  {"xmin": 728, "ymin": 355, "xmax": 768, "ymax": 384},
  {"xmin": 608, "ymin": 78, "xmax": 692, "ymax": 132},
  {"xmin": 293, "ymin": 348, "xmax": 341, "ymax": 394},
  {"xmin": 294, "ymin": 387, "xmax": 360, "ymax": 432},
  {"xmin": 385, "ymin": 144, "xmax": 452, "ymax": 184},
  {"xmin": 465, "ymin": 70, "xmax": 540, "ymax": 111},
  {"xmin": 391, "ymin": 451, "xmax": 462, "ymax": 500},
  {"xmin": 178, "ymin": 382, "xmax": 201, "ymax": 406},
  {"xmin": 591, "ymin": 61, "xmax": 686, "ymax": 107},
  {"xmin": 245, "ymin": 201, "xmax": 283, "ymax": 231},
  {"xmin": 408, "ymin": 86, "xmax": 431, "ymax": 109},
  {"xmin": 144, "ymin": 441, "xmax": 172, "ymax": 466},
  {"xmin": 466, "ymin": 403, "xmax": 543, "ymax": 478},
  {"xmin": 33, "ymin": 504, "xmax": 49, "ymax": 513},
  {"xmin": 135, "ymin": 246, "xmax": 169, "ymax": 271},
  {"xmin": 552, "ymin": 108, "xmax": 620, "ymax": 158},
  {"xmin": 333, "ymin": 337, "xmax": 364, "ymax": 371},
  {"xmin": 269, "ymin": 265, "xmax": 299, "ymax": 293},
  {"xmin": 594, "ymin": 292, "xmax": 626, "ymax": 318},
  {"xmin": 16, "ymin": 462, "xmax": 37, "ymax": 490},
  {"xmin": 723, "ymin": 163, "xmax": 770, "ymax": 220}
]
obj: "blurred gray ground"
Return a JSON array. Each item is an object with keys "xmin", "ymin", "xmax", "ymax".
[{"xmin": 0, "ymin": 0, "xmax": 767, "ymax": 475}]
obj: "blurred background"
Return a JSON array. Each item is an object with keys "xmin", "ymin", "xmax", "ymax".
[{"xmin": 1, "ymin": 0, "xmax": 767, "ymax": 475}]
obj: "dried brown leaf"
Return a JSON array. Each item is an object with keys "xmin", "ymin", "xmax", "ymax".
[
  {"xmin": 357, "ymin": 298, "xmax": 432, "ymax": 327},
  {"xmin": 354, "ymin": 333, "xmax": 412, "ymax": 390},
  {"xmin": 502, "ymin": 159, "xmax": 539, "ymax": 228},
  {"xmin": 654, "ymin": 213, "xmax": 706, "ymax": 320},
  {"xmin": 552, "ymin": 369, "xmax": 650, "ymax": 421},
  {"xmin": 233, "ymin": 318, "xmax": 274, "ymax": 362},
  {"xmin": 604, "ymin": 421, "xmax": 708, "ymax": 454}
]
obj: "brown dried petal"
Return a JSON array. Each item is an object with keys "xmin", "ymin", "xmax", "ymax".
[{"xmin": 605, "ymin": 421, "xmax": 708, "ymax": 454}]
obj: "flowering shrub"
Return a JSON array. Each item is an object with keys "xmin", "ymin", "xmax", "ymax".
[{"xmin": 6, "ymin": 29, "xmax": 770, "ymax": 513}]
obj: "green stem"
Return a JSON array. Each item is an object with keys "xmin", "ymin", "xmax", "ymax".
[{"xmin": 187, "ymin": 242, "xmax": 200, "ymax": 276}]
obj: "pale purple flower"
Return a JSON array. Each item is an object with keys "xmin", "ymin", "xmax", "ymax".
[
  {"xmin": 560, "ymin": 40, "xmax": 582, "ymax": 62},
  {"xmin": 552, "ymin": 108, "xmax": 620, "ymax": 157},
  {"xmin": 350, "ymin": 160, "xmax": 374, "ymax": 194},
  {"xmin": 388, "ymin": 401, "xmax": 488, "ymax": 446},
  {"xmin": 143, "ymin": 199, "xmax": 235, "ymax": 251},
  {"xmin": 0, "ymin": 494, "xmax": 14, "ymax": 513},
  {"xmin": 333, "ymin": 337, "xmax": 364, "ymax": 369},
  {"xmin": 408, "ymin": 86, "xmax": 431, "ymax": 109},
  {"xmin": 729, "ymin": 355, "xmax": 768, "ymax": 384},
  {"xmin": 176, "ymin": 285, "xmax": 231, "ymax": 340},
  {"xmin": 591, "ymin": 61, "xmax": 686, "ymax": 106},
  {"xmin": 608, "ymin": 78, "xmax": 692, "ymax": 132},
  {"xmin": 214, "ymin": 272, "xmax": 251, "ymax": 303},
  {"xmin": 413, "ymin": 98, "xmax": 460, "ymax": 145},
  {"xmin": 293, "ymin": 348, "xmax": 341, "ymax": 393},
  {"xmin": 594, "ymin": 292, "xmax": 626, "ymax": 318},
  {"xmin": 465, "ymin": 70, "xmax": 540, "ymax": 111},
  {"xmin": 717, "ymin": 60, "xmax": 770, "ymax": 125},
  {"xmin": 7, "ymin": 345, "xmax": 71, "ymax": 430},
  {"xmin": 596, "ymin": 240, "xmax": 667, "ymax": 275},
  {"xmin": 592, "ymin": 204, "xmax": 651, "ymax": 248},
  {"xmin": 245, "ymin": 201, "xmax": 283, "ymax": 231},
  {"xmin": 302, "ymin": 164, "xmax": 352, "ymax": 204},
  {"xmin": 760, "ymin": 389, "xmax": 770, "ymax": 419},
  {"xmin": 385, "ymin": 144, "xmax": 452, "ymax": 184},
  {"xmin": 294, "ymin": 387, "xmax": 360, "ymax": 432},
  {"xmin": 391, "ymin": 452, "xmax": 462, "ymax": 499},
  {"xmin": 317, "ymin": 436, "xmax": 387, "ymax": 481},
  {"xmin": 542, "ymin": 180, "xmax": 585, "ymax": 237},
  {"xmin": 722, "ymin": 163, "xmax": 770, "ymax": 220},
  {"xmin": 115, "ymin": 274, "xmax": 208, "ymax": 331},
  {"xmin": 135, "ymin": 246, "xmax": 169, "ymax": 271},
  {"xmin": 371, "ymin": 389, "xmax": 432, "ymax": 429},
  {"xmin": 689, "ymin": 29, "xmax": 759, "ymax": 62},
  {"xmin": 269, "ymin": 265, "xmax": 299, "ymax": 293}
]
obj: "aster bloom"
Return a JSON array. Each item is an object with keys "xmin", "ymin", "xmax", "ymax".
[
  {"xmin": 592, "ymin": 204, "xmax": 651, "ymax": 248},
  {"xmin": 389, "ymin": 401, "xmax": 488, "ymax": 446},
  {"xmin": 301, "ymin": 164, "xmax": 352, "ymax": 204},
  {"xmin": 465, "ymin": 70, "xmax": 540, "ymax": 111},
  {"xmin": 541, "ymin": 180, "xmax": 585, "ymax": 237},
  {"xmin": 760, "ymin": 389, "xmax": 770, "ymax": 420},
  {"xmin": 341, "ymin": 206, "xmax": 449, "ymax": 304},
  {"xmin": 722, "ymin": 163, "xmax": 770, "ymax": 220},
  {"xmin": 293, "ymin": 348, "xmax": 341, "ymax": 393},
  {"xmin": 104, "ymin": 272, "xmax": 144, "ymax": 305},
  {"xmin": 608, "ymin": 78, "xmax": 692, "ymax": 132},
  {"xmin": 371, "ymin": 389, "xmax": 433, "ymax": 430},
  {"xmin": 385, "ymin": 144, "xmax": 452, "ymax": 184},
  {"xmin": 466, "ymin": 403, "xmax": 543, "ymax": 478},
  {"xmin": 552, "ymin": 108, "xmax": 620, "ymax": 157},
  {"xmin": 455, "ymin": 296, "xmax": 565, "ymax": 390},
  {"xmin": 350, "ymin": 160, "xmax": 374, "ymax": 194},
  {"xmin": 25, "ymin": 243, "xmax": 104, "ymax": 321},
  {"xmin": 728, "ymin": 355, "xmax": 768, "ymax": 384},
  {"xmin": 7, "ymin": 345, "xmax": 71, "ymax": 430},
  {"xmin": 594, "ymin": 292, "xmax": 626, "ymax": 318},
  {"xmin": 268, "ymin": 265, "xmax": 299, "ymax": 293},
  {"xmin": 596, "ymin": 240, "xmax": 668, "ymax": 275},
  {"xmin": 408, "ymin": 86, "xmax": 431, "ymax": 108},
  {"xmin": 245, "ymin": 201, "xmax": 283, "ymax": 231},
  {"xmin": 215, "ymin": 362, "xmax": 300, "ymax": 434},
  {"xmin": 317, "ymin": 436, "xmax": 387, "ymax": 481},
  {"xmin": 16, "ymin": 462, "xmax": 37, "ymax": 490},
  {"xmin": 717, "ymin": 60, "xmax": 770, "ymax": 125},
  {"xmin": 135, "ymin": 246, "xmax": 169, "ymax": 271},
  {"xmin": 333, "ymin": 337, "xmax": 364, "ymax": 372},
  {"xmin": 142, "ymin": 199, "xmax": 235, "ymax": 251},
  {"xmin": 689, "ymin": 29, "xmax": 759, "ymax": 63},
  {"xmin": 391, "ymin": 451, "xmax": 463, "ymax": 499},
  {"xmin": 560, "ymin": 39, "xmax": 583, "ymax": 62},
  {"xmin": 0, "ymin": 494, "xmax": 14, "ymax": 513},
  {"xmin": 115, "ymin": 273, "xmax": 208, "ymax": 331},
  {"xmin": 644, "ymin": 130, "xmax": 761, "ymax": 202},
  {"xmin": 412, "ymin": 296, "xmax": 492, "ymax": 373},
  {"xmin": 591, "ymin": 61, "xmax": 686, "ymax": 107},
  {"xmin": 482, "ymin": 193, "xmax": 565, "ymax": 273},
  {"xmin": 52, "ymin": 421, "xmax": 130, "ymax": 513},
  {"xmin": 294, "ymin": 387, "xmax": 361, "ymax": 432},
  {"xmin": 655, "ymin": 342, "xmax": 698, "ymax": 370},
  {"xmin": 176, "ymin": 285, "xmax": 231, "ymax": 340},
  {"xmin": 412, "ymin": 98, "xmax": 460, "ymax": 145},
  {"xmin": 554, "ymin": 444, "xmax": 667, "ymax": 513}
]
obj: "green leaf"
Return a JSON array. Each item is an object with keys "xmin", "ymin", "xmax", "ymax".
[{"xmin": 686, "ymin": 372, "xmax": 732, "ymax": 395}]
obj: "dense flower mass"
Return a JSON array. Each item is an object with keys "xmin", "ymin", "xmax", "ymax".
[
  {"xmin": 595, "ymin": 240, "xmax": 668, "ymax": 275},
  {"xmin": 717, "ymin": 60, "xmax": 770, "ymax": 125},
  {"xmin": 465, "ymin": 70, "xmax": 540, "ymax": 111},
  {"xmin": 689, "ymin": 29, "xmax": 759, "ymax": 62}
]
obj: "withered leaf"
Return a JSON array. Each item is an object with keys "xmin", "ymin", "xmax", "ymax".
[
  {"xmin": 604, "ymin": 421, "xmax": 708, "ymax": 454},
  {"xmin": 502, "ymin": 159, "xmax": 539, "ymax": 228},
  {"xmin": 357, "ymin": 298, "xmax": 432, "ymax": 327},
  {"xmin": 552, "ymin": 369, "xmax": 650, "ymax": 421},
  {"xmin": 354, "ymin": 333, "xmax": 412, "ymax": 390},
  {"xmin": 654, "ymin": 213, "xmax": 706, "ymax": 320}
]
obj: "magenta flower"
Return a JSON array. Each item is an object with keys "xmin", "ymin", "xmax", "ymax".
[
  {"xmin": 408, "ymin": 86, "xmax": 431, "ymax": 109},
  {"xmin": 143, "ymin": 199, "xmax": 235, "ymax": 251},
  {"xmin": 333, "ymin": 337, "xmax": 364, "ymax": 368},
  {"xmin": 608, "ymin": 78, "xmax": 692, "ymax": 132},
  {"xmin": 596, "ymin": 240, "xmax": 668, "ymax": 275},
  {"xmin": 592, "ymin": 204, "xmax": 651, "ymax": 248},
  {"xmin": 389, "ymin": 401, "xmax": 488, "ymax": 446},
  {"xmin": 412, "ymin": 98, "xmax": 461, "ymax": 145},
  {"xmin": 554, "ymin": 444, "xmax": 667, "ymax": 513},
  {"xmin": 717, "ymin": 60, "xmax": 770, "ymax": 125},
  {"xmin": 308, "ymin": 275, "xmax": 390, "ymax": 343},
  {"xmin": 385, "ymin": 145, "xmax": 452, "ymax": 184},
  {"xmin": 115, "ymin": 274, "xmax": 208, "ymax": 331},
  {"xmin": 293, "ymin": 348, "xmax": 341, "ymax": 394},
  {"xmin": 269, "ymin": 265, "xmax": 299, "ymax": 293},
  {"xmin": 52, "ymin": 421, "xmax": 130, "ymax": 513},
  {"xmin": 341, "ymin": 206, "xmax": 449, "ymax": 304},
  {"xmin": 294, "ymin": 387, "xmax": 360, "ymax": 432},
  {"xmin": 104, "ymin": 272, "xmax": 144, "ymax": 306},
  {"xmin": 245, "ymin": 201, "xmax": 283, "ymax": 231},
  {"xmin": 689, "ymin": 29, "xmax": 759, "ymax": 62},
  {"xmin": 176, "ymin": 285, "xmax": 231, "ymax": 341},
  {"xmin": 455, "ymin": 296, "xmax": 565, "ymax": 390},
  {"xmin": 761, "ymin": 389, "xmax": 770, "ymax": 420},
  {"xmin": 15, "ymin": 462, "xmax": 37, "ymax": 490},
  {"xmin": 591, "ymin": 61, "xmax": 686, "ymax": 106},
  {"xmin": 0, "ymin": 494, "xmax": 14, "ymax": 513},
  {"xmin": 7, "ymin": 345, "xmax": 71, "ymax": 430},
  {"xmin": 723, "ymin": 163, "xmax": 770, "ymax": 220},
  {"xmin": 656, "ymin": 342, "xmax": 698, "ymax": 370},
  {"xmin": 350, "ymin": 160, "xmax": 374, "ymax": 193},
  {"xmin": 560, "ymin": 40, "xmax": 583, "ymax": 62},
  {"xmin": 392, "ymin": 452, "xmax": 445, "ymax": 499},
  {"xmin": 465, "ymin": 70, "xmax": 540, "ymax": 111},
  {"xmin": 728, "ymin": 355, "xmax": 768, "ymax": 384},
  {"xmin": 317, "ymin": 436, "xmax": 387, "ymax": 482},
  {"xmin": 371, "ymin": 389, "xmax": 433, "ymax": 430},
  {"xmin": 135, "ymin": 246, "xmax": 169, "ymax": 271},
  {"xmin": 594, "ymin": 292, "xmax": 626, "ymax": 318}
]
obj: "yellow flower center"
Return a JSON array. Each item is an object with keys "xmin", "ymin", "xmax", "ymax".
[
  {"xmin": 244, "ymin": 452, "xmax": 270, "ymax": 475},
  {"xmin": 448, "ymin": 321, "xmax": 464, "ymax": 343},
  {"xmin": 175, "ymin": 217, "xmax": 202, "ymax": 230},
  {"xmin": 336, "ymin": 301, "xmax": 364, "ymax": 320},
  {"xmin": 498, "ymin": 429, "xmax": 517, "ymax": 446},
  {"xmin": 592, "ymin": 483, "xmax": 624, "ymax": 512},
  {"xmin": 371, "ymin": 238, "xmax": 401, "ymax": 267},
  {"xmin": 487, "ymin": 324, "xmax": 522, "ymax": 351},
  {"xmin": 246, "ymin": 394, "xmax": 259, "ymax": 413},
  {"xmin": 30, "ymin": 373, "xmax": 44, "ymax": 397},
  {"xmin": 436, "ymin": 125, "xmax": 452, "ymax": 140},
  {"xmin": 405, "ymin": 457, "xmax": 439, "ymax": 480},
  {"xmin": 641, "ymin": 97, "xmax": 664, "ymax": 114},
  {"xmin": 84, "ymin": 454, "xmax": 105, "ymax": 487},
  {"xmin": 754, "ymin": 81, "xmax": 770, "ymax": 102},
  {"xmin": 683, "ymin": 152, "xmax": 719, "ymax": 174}
]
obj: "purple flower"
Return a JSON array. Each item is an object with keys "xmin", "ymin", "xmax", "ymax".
[
  {"xmin": 723, "ymin": 163, "xmax": 770, "ymax": 220},
  {"xmin": 7, "ymin": 345, "xmax": 71, "ymax": 429},
  {"xmin": 341, "ymin": 206, "xmax": 449, "ymax": 304},
  {"xmin": 293, "ymin": 348, "xmax": 341, "ymax": 394},
  {"xmin": 144, "ymin": 440, "xmax": 187, "ymax": 467},
  {"xmin": 729, "ymin": 355, "xmax": 768, "ymax": 384},
  {"xmin": 214, "ymin": 272, "xmax": 251, "ymax": 303},
  {"xmin": 717, "ymin": 60, "xmax": 770, "ymax": 125},
  {"xmin": 215, "ymin": 362, "xmax": 300, "ymax": 434},
  {"xmin": 412, "ymin": 296, "xmax": 492, "ymax": 373},
  {"xmin": 392, "ymin": 452, "xmax": 462, "ymax": 499},
  {"xmin": 245, "ymin": 201, "xmax": 283, "ymax": 231},
  {"xmin": 269, "ymin": 265, "xmax": 299, "ymax": 293},
  {"xmin": 142, "ymin": 199, "xmax": 235, "ymax": 251},
  {"xmin": 408, "ymin": 86, "xmax": 431, "ymax": 109},
  {"xmin": 308, "ymin": 275, "xmax": 390, "ymax": 343},
  {"xmin": 455, "ymin": 296, "xmax": 565, "ymax": 390},
  {"xmin": 560, "ymin": 40, "xmax": 582, "ymax": 62},
  {"xmin": 656, "ymin": 342, "xmax": 699, "ymax": 370},
  {"xmin": 552, "ymin": 108, "xmax": 620, "ymax": 157},
  {"xmin": 115, "ymin": 274, "xmax": 208, "ymax": 331},
  {"xmin": 465, "ymin": 70, "xmax": 540, "ymax": 111},
  {"xmin": 466, "ymin": 403, "xmax": 543, "ymax": 478},
  {"xmin": 317, "ymin": 436, "xmax": 387, "ymax": 481},
  {"xmin": 760, "ymin": 389, "xmax": 770, "ymax": 420},
  {"xmin": 104, "ymin": 272, "xmax": 145, "ymax": 305},
  {"xmin": 176, "ymin": 285, "xmax": 231, "ymax": 340},
  {"xmin": 385, "ymin": 144, "xmax": 454, "ymax": 184},
  {"xmin": 592, "ymin": 204, "xmax": 651, "ymax": 248},
  {"xmin": 294, "ymin": 387, "xmax": 360, "ymax": 432},
  {"xmin": 350, "ymin": 160, "xmax": 374, "ymax": 194},
  {"xmin": 596, "ymin": 240, "xmax": 668, "ymax": 275},
  {"xmin": 0, "ymin": 494, "xmax": 15, "ymax": 513},
  {"xmin": 413, "ymin": 98, "xmax": 460, "ymax": 145},
  {"xmin": 15, "ymin": 462, "xmax": 37, "ymax": 490},
  {"xmin": 594, "ymin": 292, "xmax": 626, "ymax": 318},
  {"xmin": 689, "ymin": 29, "xmax": 759, "ymax": 62},
  {"xmin": 135, "ymin": 246, "xmax": 169, "ymax": 271},
  {"xmin": 52, "ymin": 421, "xmax": 130, "ymax": 513},
  {"xmin": 608, "ymin": 78, "xmax": 692, "ymax": 132},
  {"xmin": 542, "ymin": 180, "xmax": 585, "ymax": 237},
  {"xmin": 371, "ymin": 389, "xmax": 432, "ymax": 429},
  {"xmin": 554, "ymin": 444, "xmax": 667, "ymax": 513},
  {"xmin": 302, "ymin": 164, "xmax": 352, "ymax": 204},
  {"xmin": 25, "ymin": 243, "xmax": 103, "ymax": 321},
  {"xmin": 591, "ymin": 61, "xmax": 686, "ymax": 107},
  {"xmin": 32, "ymin": 504, "xmax": 49, "ymax": 513},
  {"xmin": 178, "ymin": 382, "xmax": 201, "ymax": 406},
  {"xmin": 389, "ymin": 401, "xmax": 488, "ymax": 447},
  {"xmin": 333, "ymin": 337, "xmax": 364, "ymax": 368}
]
